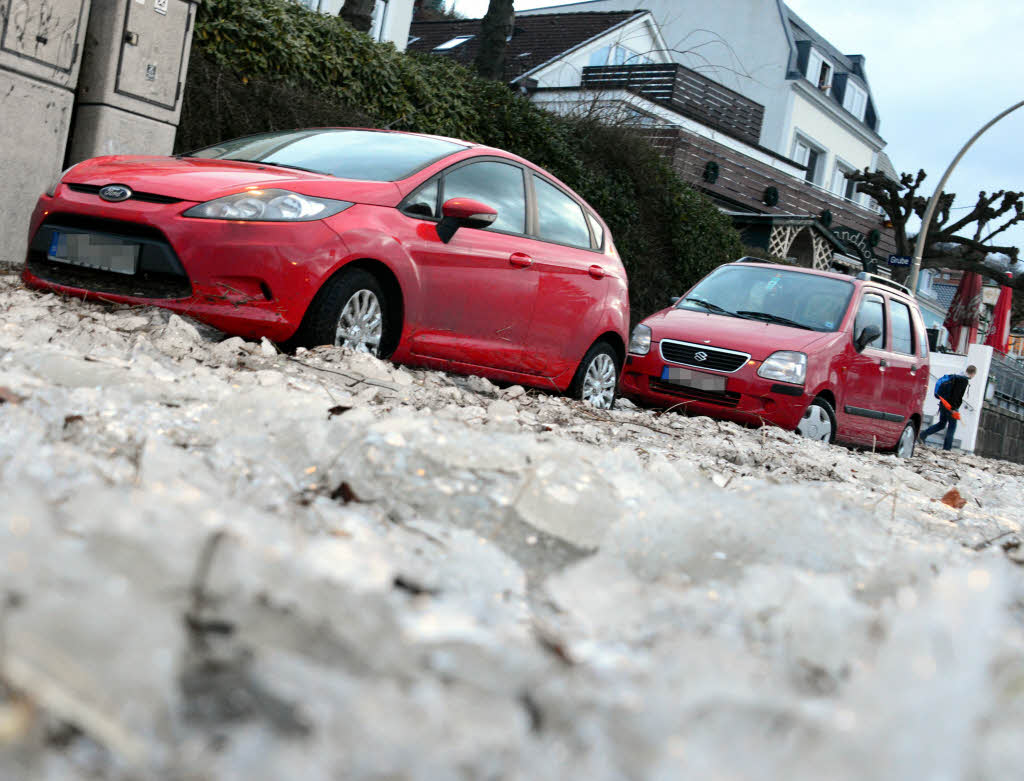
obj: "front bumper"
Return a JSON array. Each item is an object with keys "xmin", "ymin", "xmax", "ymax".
[
  {"xmin": 21, "ymin": 190, "xmax": 349, "ymax": 342},
  {"xmin": 620, "ymin": 346, "xmax": 810, "ymax": 429}
]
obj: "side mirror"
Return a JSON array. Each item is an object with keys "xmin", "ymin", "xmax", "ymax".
[
  {"xmin": 436, "ymin": 198, "xmax": 498, "ymax": 243},
  {"xmin": 855, "ymin": 324, "xmax": 881, "ymax": 352},
  {"xmin": 669, "ymin": 296, "xmax": 680, "ymax": 306}
]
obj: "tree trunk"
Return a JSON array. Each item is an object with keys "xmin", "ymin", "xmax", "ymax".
[
  {"xmin": 474, "ymin": 0, "xmax": 514, "ymax": 81},
  {"xmin": 340, "ymin": 0, "xmax": 376, "ymax": 34}
]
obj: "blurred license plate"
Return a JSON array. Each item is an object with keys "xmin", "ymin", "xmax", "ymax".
[
  {"xmin": 48, "ymin": 231, "xmax": 139, "ymax": 275},
  {"xmin": 661, "ymin": 365, "xmax": 726, "ymax": 391}
]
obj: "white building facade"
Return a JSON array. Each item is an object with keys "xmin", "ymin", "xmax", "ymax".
[
  {"xmin": 296, "ymin": 0, "xmax": 416, "ymax": 50},
  {"xmin": 520, "ymin": 0, "xmax": 892, "ymax": 208}
]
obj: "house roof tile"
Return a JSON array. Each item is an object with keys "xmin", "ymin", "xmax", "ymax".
[{"xmin": 408, "ymin": 11, "xmax": 643, "ymax": 83}]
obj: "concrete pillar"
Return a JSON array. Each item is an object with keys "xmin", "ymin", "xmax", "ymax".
[
  {"xmin": 67, "ymin": 0, "xmax": 199, "ymax": 163},
  {"xmin": 0, "ymin": 0, "xmax": 93, "ymax": 264}
]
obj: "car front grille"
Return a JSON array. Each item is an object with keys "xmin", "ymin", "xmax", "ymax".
[
  {"xmin": 660, "ymin": 339, "xmax": 749, "ymax": 373},
  {"xmin": 649, "ymin": 379, "xmax": 741, "ymax": 408},
  {"xmin": 26, "ymin": 215, "xmax": 192, "ymax": 300},
  {"xmin": 66, "ymin": 183, "xmax": 183, "ymax": 204}
]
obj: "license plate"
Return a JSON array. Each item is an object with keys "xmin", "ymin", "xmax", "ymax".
[
  {"xmin": 661, "ymin": 365, "xmax": 727, "ymax": 392},
  {"xmin": 48, "ymin": 231, "xmax": 139, "ymax": 275}
]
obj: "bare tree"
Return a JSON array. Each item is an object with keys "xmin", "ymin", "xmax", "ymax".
[
  {"xmin": 848, "ymin": 168, "xmax": 1023, "ymax": 291},
  {"xmin": 474, "ymin": 0, "xmax": 514, "ymax": 81},
  {"xmin": 340, "ymin": 0, "xmax": 376, "ymax": 33}
]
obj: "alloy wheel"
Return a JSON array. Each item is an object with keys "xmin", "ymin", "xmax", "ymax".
[
  {"xmin": 335, "ymin": 289, "xmax": 383, "ymax": 354},
  {"xmin": 582, "ymin": 352, "xmax": 617, "ymax": 409}
]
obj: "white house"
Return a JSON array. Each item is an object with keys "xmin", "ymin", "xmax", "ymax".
[{"xmin": 519, "ymin": 0, "xmax": 894, "ymax": 210}]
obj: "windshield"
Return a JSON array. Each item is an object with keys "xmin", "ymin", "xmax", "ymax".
[
  {"xmin": 677, "ymin": 265, "xmax": 854, "ymax": 332},
  {"xmin": 185, "ymin": 129, "xmax": 467, "ymax": 181}
]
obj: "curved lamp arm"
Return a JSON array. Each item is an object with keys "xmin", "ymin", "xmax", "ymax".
[{"xmin": 908, "ymin": 99, "xmax": 1024, "ymax": 292}]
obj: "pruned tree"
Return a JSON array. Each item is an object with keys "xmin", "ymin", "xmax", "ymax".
[
  {"xmin": 848, "ymin": 168, "xmax": 1023, "ymax": 291},
  {"xmin": 339, "ymin": 0, "xmax": 375, "ymax": 33},
  {"xmin": 474, "ymin": 0, "xmax": 514, "ymax": 81}
]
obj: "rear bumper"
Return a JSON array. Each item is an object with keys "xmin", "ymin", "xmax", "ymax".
[{"xmin": 620, "ymin": 348, "xmax": 810, "ymax": 429}]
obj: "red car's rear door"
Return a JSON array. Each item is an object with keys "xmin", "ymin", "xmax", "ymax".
[{"xmin": 519, "ymin": 175, "xmax": 609, "ymax": 378}]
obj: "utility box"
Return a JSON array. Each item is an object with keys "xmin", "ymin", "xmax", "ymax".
[
  {"xmin": 68, "ymin": 0, "xmax": 199, "ymax": 164},
  {"xmin": 0, "ymin": 0, "xmax": 93, "ymax": 264}
]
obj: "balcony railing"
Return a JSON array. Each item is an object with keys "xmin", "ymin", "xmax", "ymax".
[{"xmin": 581, "ymin": 63, "xmax": 765, "ymax": 147}]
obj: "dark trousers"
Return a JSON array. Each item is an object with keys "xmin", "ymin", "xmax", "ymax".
[{"xmin": 921, "ymin": 405, "xmax": 958, "ymax": 450}]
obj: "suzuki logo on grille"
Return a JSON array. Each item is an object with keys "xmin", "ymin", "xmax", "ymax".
[
  {"xmin": 99, "ymin": 185, "xmax": 132, "ymax": 202},
  {"xmin": 693, "ymin": 351, "xmax": 708, "ymax": 362}
]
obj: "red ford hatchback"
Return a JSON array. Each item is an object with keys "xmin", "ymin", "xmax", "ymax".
[
  {"xmin": 621, "ymin": 259, "xmax": 930, "ymax": 455},
  {"xmin": 23, "ymin": 128, "xmax": 628, "ymax": 407}
]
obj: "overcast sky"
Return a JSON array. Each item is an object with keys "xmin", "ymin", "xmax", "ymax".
[{"xmin": 449, "ymin": 0, "xmax": 1024, "ymax": 254}]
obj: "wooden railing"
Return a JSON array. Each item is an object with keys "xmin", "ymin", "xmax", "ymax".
[{"xmin": 581, "ymin": 63, "xmax": 765, "ymax": 147}]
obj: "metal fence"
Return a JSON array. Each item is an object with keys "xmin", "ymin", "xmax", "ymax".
[{"xmin": 988, "ymin": 351, "xmax": 1024, "ymax": 414}]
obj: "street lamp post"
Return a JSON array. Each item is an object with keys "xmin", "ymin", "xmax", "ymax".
[{"xmin": 907, "ymin": 99, "xmax": 1024, "ymax": 293}]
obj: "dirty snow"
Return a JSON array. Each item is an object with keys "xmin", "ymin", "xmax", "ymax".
[{"xmin": 1, "ymin": 266, "xmax": 1023, "ymax": 780}]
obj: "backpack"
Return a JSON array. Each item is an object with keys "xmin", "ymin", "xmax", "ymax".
[{"xmin": 934, "ymin": 374, "xmax": 953, "ymax": 400}]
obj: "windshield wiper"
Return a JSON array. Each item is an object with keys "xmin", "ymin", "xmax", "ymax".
[
  {"xmin": 225, "ymin": 158, "xmax": 329, "ymax": 175},
  {"xmin": 682, "ymin": 297, "xmax": 738, "ymax": 317},
  {"xmin": 735, "ymin": 311, "xmax": 815, "ymax": 330}
]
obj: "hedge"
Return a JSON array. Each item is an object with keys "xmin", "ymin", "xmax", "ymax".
[{"xmin": 178, "ymin": 0, "xmax": 743, "ymax": 322}]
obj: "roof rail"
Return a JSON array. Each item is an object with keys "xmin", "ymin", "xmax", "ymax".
[{"xmin": 856, "ymin": 271, "xmax": 911, "ymax": 297}]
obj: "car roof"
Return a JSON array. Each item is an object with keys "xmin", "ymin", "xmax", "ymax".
[{"xmin": 726, "ymin": 260, "xmax": 917, "ymax": 301}]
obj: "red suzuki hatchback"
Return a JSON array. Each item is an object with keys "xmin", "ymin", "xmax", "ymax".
[
  {"xmin": 23, "ymin": 128, "xmax": 628, "ymax": 407},
  {"xmin": 621, "ymin": 259, "xmax": 930, "ymax": 455}
]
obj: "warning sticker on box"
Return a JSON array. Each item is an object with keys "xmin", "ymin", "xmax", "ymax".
[{"xmin": 154, "ymin": 0, "xmax": 167, "ymax": 14}]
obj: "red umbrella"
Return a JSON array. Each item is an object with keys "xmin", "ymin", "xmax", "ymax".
[
  {"xmin": 943, "ymin": 271, "xmax": 983, "ymax": 352},
  {"xmin": 985, "ymin": 284, "xmax": 1013, "ymax": 353}
]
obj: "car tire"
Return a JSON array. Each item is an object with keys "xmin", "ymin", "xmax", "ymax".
[
  {"xmin": 795, "ymin": 397, "xmax": 836, "ymax": 444},
  {"xmin": 570, "ymin": 341, "xmax": 620, "ymax": 410},
  {"xmin": 303, "ymin": 268, "xmax": 393, "ymax": 356},
  {"xmin": 893, "ymin": 420, "xmax": 917, "ymax": 458}
]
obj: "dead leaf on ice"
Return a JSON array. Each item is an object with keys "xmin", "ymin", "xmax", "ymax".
[{"xmin": 940, "ymin": 488, "xmax": 968, "ymax": 509}]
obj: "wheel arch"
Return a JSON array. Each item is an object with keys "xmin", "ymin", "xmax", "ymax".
[
  {"xmin": 813, "ymin": 387, "xmax": 837, "ymax": 412},
  {"xmin": 295, "ymin": 257, "xmax": 406, "ymax": 355}
]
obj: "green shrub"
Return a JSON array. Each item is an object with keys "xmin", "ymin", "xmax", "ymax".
[{"xmin": 179, "ymin": 0, "xmax": 742, "ymax": 322}]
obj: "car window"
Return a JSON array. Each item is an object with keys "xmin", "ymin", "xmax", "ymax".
[
  {"xmin": 676, "ymin": 265, "xmax": 853, "ymax": 331},
  {"xmin": 533, "ymin": 176, "xmax": 591, "ymax": 248},
  {"xmin": 586, "ymin": 212, "xmax": 605, "ymax": 250},
  {"xmin": 889, "ymin": 299, "xmax": 915, "ymax": 354},
  {"xmin": 186, "ymin": 129, "xmax": 467, "ymax": 181},
  {"xmin": 442, "ymin": 161, "xmax": 526, "ymax": 234},
  {"xmin": 854, "ymin": 293, "xmax": 886, "ymax": 349},
  {"xmin": 404, "ymin": 179, "xmax": 439, "ymax": 218}
]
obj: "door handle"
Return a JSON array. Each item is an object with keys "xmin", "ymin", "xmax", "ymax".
[
  {"xmin": 879, "ymin": 358, "xmax": 888, "ymax": 367},
  {"xmin": 509, "ymin": 252, "xmax": 532, "ymax": 268},
  {"xmin": 588, "ymin": 264, "xmax": 605, "ymax": 279}
]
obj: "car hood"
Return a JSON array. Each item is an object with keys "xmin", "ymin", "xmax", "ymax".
[
  {"xmin": 62, "ymin": 156, "xmax": 404, "ymax": 206},
  {"xmin": 644, "ymin": 306, "xmax": 837, "ymax": 360}
]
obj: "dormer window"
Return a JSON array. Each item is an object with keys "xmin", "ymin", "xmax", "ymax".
[
  {"xmin": 434, "ymin": 35, "xmax": 473, "ymax": 51},
  {"xmin": 806, "ymin": 48, "xmax": 832, "ymax": 93},
  {"xmin": 843, "ymin": 82, "xmax": 868, "ymax": 121}
]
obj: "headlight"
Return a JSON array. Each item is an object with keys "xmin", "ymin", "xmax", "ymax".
[
  {"xmin": 628, "ymin": 324, "xmax": 652, "ymax": 355},
  {"xmin": 45, "ymin": 163, "xmax": 82, "ymax": 197},
  {"xmin": 183, "ymin": 189, "xmax": 354, "ymax": 221},
  {"xmin": 757, "ymin": 350, "xmax": 806, "ymax": 384}
]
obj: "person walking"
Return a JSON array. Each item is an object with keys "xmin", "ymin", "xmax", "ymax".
[{"xmin": 920, "ymin": 365, "xmax": 977, "ymax": 451}]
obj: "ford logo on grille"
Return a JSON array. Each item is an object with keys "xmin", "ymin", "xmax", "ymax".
[
  {"xmin": 99, "ymin": 185, "xmax": 132, "ymax": 202},
  {"xmin": 693, "ymin": 351, "xmax": 708, "ymax": 362}
]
